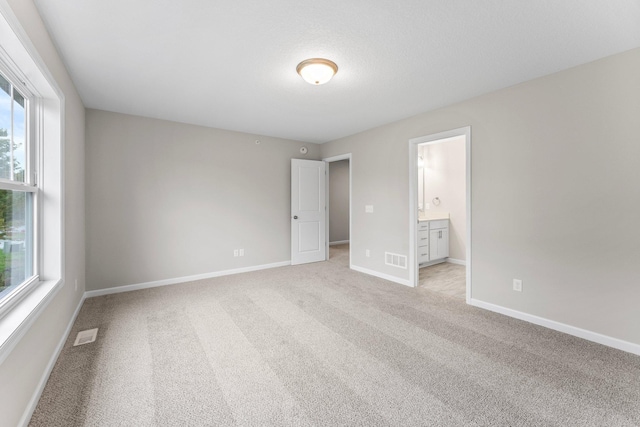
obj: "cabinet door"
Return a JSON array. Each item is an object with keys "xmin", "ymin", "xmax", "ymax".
[
  {"xmin": 429, "ymin": 229, "xmax": 439, "ymax": 260},
  {"xmin": 429, "ymin": 228, "xmax": 449, "ymax": 260},
  {"xmin": 439, "ymin": 228, "xmax": 449, "ymax": 259}
]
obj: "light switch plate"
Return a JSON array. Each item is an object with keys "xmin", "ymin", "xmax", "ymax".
[{"xmin": 365, "ymin": 205, "xmax": 374, "ymax": 213}]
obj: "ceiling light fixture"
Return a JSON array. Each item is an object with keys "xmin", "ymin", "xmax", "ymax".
[{"xmin": 296, "ymin": 58, "xmax": 338, "ymax": 85}]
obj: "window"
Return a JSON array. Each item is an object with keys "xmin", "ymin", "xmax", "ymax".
[
  {"xmin": 0, "ymin": 7, "xmax": 63, "ymax": 363},
  {"xmin": 0, "ymin": 5, "xmax": 65, "ymax": 364},
  {"xmin": 0, "ymin": 70, "xmax": 37, "ymax": 314}
]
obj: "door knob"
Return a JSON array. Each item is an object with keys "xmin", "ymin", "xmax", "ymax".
[{"xmin": 293, "ymin": 215, "xmax": 298, "ymax": 219}]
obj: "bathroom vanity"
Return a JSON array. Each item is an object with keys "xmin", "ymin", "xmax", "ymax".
[{"xmin": 418, "ymin": 214, "xmax": 450, "ymax": 265}]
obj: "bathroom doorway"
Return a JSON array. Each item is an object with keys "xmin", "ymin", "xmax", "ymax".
[
  {"xmin": 409, "ymin": 128, "xmax": 471, "ymax": 301},
  {"xmin": 324, "ymin": 154, "xmax": 352, "ymax": 268}
]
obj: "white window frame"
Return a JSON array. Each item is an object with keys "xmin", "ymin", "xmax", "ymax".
[
  {"xmin": 0, "ymin": 63, "xmax": 40, "ymax": 319},
  {"xmin": 0, "ymin": 2, "xmax": 64, "ymax": 367}
]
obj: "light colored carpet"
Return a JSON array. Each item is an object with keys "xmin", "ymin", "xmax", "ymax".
[
  {"xmin": 329, "ymin": 243, "xmax": 349, "ymax": 266},
  {"xmin": 29, "ymin": 248, "xmax": 640, "ymax": 426},
  {"xmin": 419, "ymin": 262, "xmax": 466, "ymax": 299}
]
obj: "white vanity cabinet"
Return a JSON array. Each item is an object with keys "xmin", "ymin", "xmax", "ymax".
[
  {"xmin": 417, "ymin": 221, "xmax": 430, "ymax": 264},
  {"xmin": 429, "ymin": 219, "xmax": 449, "ymax": 261},
  {"xmin": 418, "ymin": 218, "xmax": 449, "ymax": 265}
]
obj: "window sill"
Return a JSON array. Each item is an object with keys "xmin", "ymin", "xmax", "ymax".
[{"xmin": 0, "ymin": 279, "xmax": 63, "ymax": 366}]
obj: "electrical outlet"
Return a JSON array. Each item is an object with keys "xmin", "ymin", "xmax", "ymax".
[
  {"xmin": 239, "ymin": 249, "xmax": 244, "ymax": 256},
  {"xmin": 233, "ymin": 249, "xmax": 239, "ymax": 257},
  {"xmin": 513, "ymin": 279, "xmax": 523, "ymax": 292},
  {"xmin": 425, "ymin": 203, "xmax": 430, "ymax": 210},
  {"xmin": 365, "ymin": 205, "xmax": 374, "ymax": 213},
  {"xmin": 365, "ymin": 249, "xmax": 370, "ymax": 257}
]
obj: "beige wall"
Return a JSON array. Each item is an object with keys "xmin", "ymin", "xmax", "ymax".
[
  {"xmin": 85, "ymin": 109, "xmax": 319, "ymax": 291},
  {"xmin": 329, "ymin": 159, "xmax": 350, "ymax": 243},
  {"xmin": 321, "ymin": 47, "xmax": 640, "ymax": 346},
  {"xmin": 422, "ymin": 137, "xmax": 466, "ymax": 261},
  {"xmin": 0, "ymin": 1, "xmax": 86, "ymax": 426}
]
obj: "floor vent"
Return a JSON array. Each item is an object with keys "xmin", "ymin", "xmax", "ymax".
[
  {"xmin": 385, "ymin": 252, "xmax": 407, "ymax": 269},
  {"xmin": 73, "ymin": 328, "xmax": 98, "ymax": 346}
]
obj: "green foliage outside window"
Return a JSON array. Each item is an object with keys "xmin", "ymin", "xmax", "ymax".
[{"xmin": 0, "ymin": 128, "xmax": 26, "ymax": 291}]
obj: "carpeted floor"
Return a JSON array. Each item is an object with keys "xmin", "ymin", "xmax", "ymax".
[
  {"xmin": 29, "ymin": 246, "xmax": 640, "ymax": 426},
  {"xmin": 329, "ymin": 243, "xmax": 350, "ymax": 265},
  {"xmin": 419, "ymin": 262, "xmax": 466, "ymax": 299}
]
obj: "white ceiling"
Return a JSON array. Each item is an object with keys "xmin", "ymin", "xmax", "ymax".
[{"xmin": 33, "ymin": 1, "xmax": 640, "ymax": 143}]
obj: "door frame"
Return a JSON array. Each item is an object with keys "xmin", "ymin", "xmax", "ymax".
[
  {"xmin": 408, "ymin": 127, "xmax": 472, "ymax": 303},
  {"xmin": 323, "ymin": 153, "xmax": 352, "ymax": 269}
]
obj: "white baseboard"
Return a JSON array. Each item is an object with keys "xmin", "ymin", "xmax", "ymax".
[
  {"xmin": 19, "ymin": 294, "xmax": 85, "ymax": 427},
  {"xmin": 419, "ymin": 259, "xmax": 446, "ymax": 268},
  {"xmin": 351, "ymin": 265, "xmax": 411, "ymax": 288},
  {"xmin": 85, "ymin": 261, "xmax": 292, "ymax": 298},
  {"xmin": 329, "ymin": 240, "xmax": 350, "ymax": 246},
  {"xmin": 446, "ymin": 258, "xmax": 466, "ymax": 266},
  {"xmin": 469, "ymin": 298, "xmax": 640, "ymax": 356}
]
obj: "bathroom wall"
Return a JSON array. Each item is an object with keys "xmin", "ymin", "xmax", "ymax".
[{"xmin": 422, "ymin": 136, "xmax": 466, "ymax": 262}]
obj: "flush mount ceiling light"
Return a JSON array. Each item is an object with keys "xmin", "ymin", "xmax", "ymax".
[{"xmin": 296, "ymin": 58, "xmax": 338, "ymax": 85}]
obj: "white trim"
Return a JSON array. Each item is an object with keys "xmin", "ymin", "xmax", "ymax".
[
  {"xmin": 323, "ymin": 153, "xmax": 352, "ymax": 269},
  {"xmin": 0, "ymin": 275, "xmax": 40, "ymax": 320},
  {"xmin": 0, "ymin": 1, "xmax": 65, "ymax": 100},
  {"xmin": 0, "ymin": 279, "xmax": 63, "ymax": 366},
  {"xmin": 18, "ymin": 293, "xmax": 85, "ymax": 427},
  {"xmin": 351, "ymin": 265, "xmax": 411, "ymax": 288},
  {"xmin": 408, "ymin": 127, "xmax": 472, "ymax": 305},
  {"xmin": 0, "ymin": 180, "xmax": 38, "ymax": 192},
  {"xmin": 323, "ymin": 154, "xmax": 352, "ymax": 162},
  {"xmin": 329, "ymin": 240, "xmax": 350, "ymax": 246},
  {"xmin": 418, "ymin": 259, "xmax": 446, "ymax": 268},
  {"xmin": 85, "ymin": 261, "xmax": 292, "ymax": 298},
  {"xmin": 446, "ymin": 258, "xmax": 466, "ymax": 266},
  {"xmin": 469, "ymin": 298, "xmax": 640, "ymax": 356}
]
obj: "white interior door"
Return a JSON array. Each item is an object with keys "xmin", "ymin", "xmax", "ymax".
[{"xmin": 291, "ymin": 159, "xmax": 326, "ymax": 265}]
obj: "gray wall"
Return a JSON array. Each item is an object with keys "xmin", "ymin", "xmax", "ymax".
[
  {"xmin": 85, "ymin": 109, "xmax": 319, "ymax": 291},
  {"xmin": 321, "ymin": 47, "xmax": 640, "ymax": 346},
  {"xmin": 329, "ymin": 159, "xmax": 349, "ymax": 243},
  {"xmin": 0, "ymin": 1, "xmax": 86, "ymax": 426}
]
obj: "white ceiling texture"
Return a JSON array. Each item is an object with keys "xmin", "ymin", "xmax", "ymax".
[{"xmin": 33, "ymin": 1, "xmax": 640, "ymax": 143}]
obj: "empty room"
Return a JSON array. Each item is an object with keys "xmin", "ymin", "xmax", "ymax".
[{"xmin": 0, "ymin": 0, "xmax": 639, "ymax": 426}]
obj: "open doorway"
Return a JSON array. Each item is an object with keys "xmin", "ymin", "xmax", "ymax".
[
  {"xmin": 324, "ymin": 154, "xmax": 352, "ymax": 268},
  {"xmin": 409, "ymin": 128, "xmax": 471, "ymax": 302}
]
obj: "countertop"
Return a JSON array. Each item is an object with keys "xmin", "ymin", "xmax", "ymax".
[{"xmin": 419, "ymin": 212, "xmax": 450, "ymax": 222}]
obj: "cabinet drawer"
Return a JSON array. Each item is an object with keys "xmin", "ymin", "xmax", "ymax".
[
  {"xmin": 418, "ymin": 221, "xmax": 429, "ymax": 231},
  {"xmin": 429, "ymin": 219, "xmax": 449, "ymax": 230},
  {"xmin": 418, "ymin": 230, "xmax": 429, "ymax": 247},
  {"xmin": 418, "ymin": 249, "xmax": 429, "ymax": 263}
]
